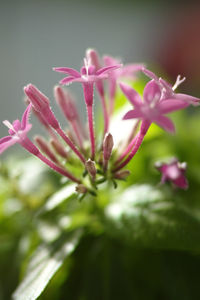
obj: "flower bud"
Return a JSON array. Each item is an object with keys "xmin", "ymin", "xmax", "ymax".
[
  {"xmin": 54, "ymin": 86, "xmax": 78, "ymax": 121},
  {"xmin": 35, "ymin": 135, "xmax": 59, "ymax": 164},
  {"xmin": 24, "ymin": 84, "xmax": 59, "ymax": 129},
  {"xmin": 103, "ymin": 133, "xmax": 114, "ymax": 161},
  {"xmin": 85, "ymin": 159, "xmax": 96, "ymax": 179},
  {"xmin": 86, "ymin": 48, "xmax": 101, "ymax": 70},
  {"xmin": 114, "ymin": 170, "xmax": 130, "ymax": 179},
  {"xmin": 50, "ymin": 139, "xmax": 68, "ymax": 159},
  {"xmin": 24, "ymin": 84, "xmax": 49, "ymax": 111},
  {"xmin": 76, "ymin": 184, "xmax": 88, "ymax": 194}
]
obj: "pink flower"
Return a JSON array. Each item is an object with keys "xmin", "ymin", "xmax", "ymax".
[
  {"xmin": 0, "ymin": 104, "xmax": 37, "ymax": 154},
  {"xmin": 53, "ymin": 58, "xmax": 121, "ymax": 106},
  {"xmin": 121, "ymin": 80, "xmax": 188, "ymax": 133},
  {"xmin": 155, "ymin": 158, "xmax": 188, "ymax": 190},
  {"xmin": 142, "ymin": 68, "xmax": 200, "ymax": 106}
]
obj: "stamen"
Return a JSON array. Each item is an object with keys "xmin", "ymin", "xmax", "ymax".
[
  {"xmin": 3, "ymin": 120, "xmax": 16, "ymax": 133},
  {"xmin": 173, "ymin": 75, "xmax": 186, "ymax": 91}
]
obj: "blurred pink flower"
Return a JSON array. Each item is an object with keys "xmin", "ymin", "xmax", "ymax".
[{"xmin": 155, "ymin": 159, "xmax": 188, "ymax": 189}]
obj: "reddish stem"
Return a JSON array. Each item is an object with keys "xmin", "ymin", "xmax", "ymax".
[
  {"xmin": 37, "ymin": 153, "xmax": 81, "ymax": 183},
  {"xmin": 71, "ymin": 119, "xmax": 84, "ymax": 149},
  {"xmin": 113, "ymin": 121, "xmax": 151, "ymax": 172},
  {"xmin": 56, "ymin": 127, "xmax": 86, "ymax": 164},
  {"xmin": 87, "ymin": 105, "xmax": 95, "ymax": 160},
  {"xmin": 21, "ymin": 138, "xmax": 81, "ymax": 183},
  {"xmin": 115, "ymin": 134, "xmax": 138, "ymax": 165}
]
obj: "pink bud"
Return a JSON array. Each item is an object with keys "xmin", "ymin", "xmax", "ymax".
[
  {"xmin": 35, "ymin": 135, "xmax": 59, "ymax": 165},
  {"xmin": 86, "ymin": 49, "xmax": 101, "ymax": 70},
  {"xmin": 24, "ymin": 84, "xmax": 49, "ymax": 110},
  {"xmin": 50, "ymin": 139, "xmax": 68, "ymax": 159},
  {"xmin": 54, "ymin": 86, "xmax": 78, "ymax": 121},
  {"xmin": 24, "ymin": 84, "xmax": 59, "ymax": 129},
  {"xmin": 103, "ymin": 133, "xmax": 114, "ymax": 161}
]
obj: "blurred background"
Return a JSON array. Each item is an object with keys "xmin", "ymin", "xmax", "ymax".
[
  {"xmin": 1, "ymin": 1, "xmax": 200, "ymax": 299},
  {"xmin": 0, "ymin": 0, "xmax": 200, "ymax": 137}
]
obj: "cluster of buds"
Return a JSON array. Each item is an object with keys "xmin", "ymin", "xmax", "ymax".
[{"xmin": 0, "ymin": 49, "xmax": 199, "ymax": 194}]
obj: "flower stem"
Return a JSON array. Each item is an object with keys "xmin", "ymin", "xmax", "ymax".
[
  {"xmin": 71, "ymin": 119, "xmax": 84, "ymax": 150},
  {"xmin": 87, "ymin": 104, "xmax": 95, "ymax": 160},
  {"xmin": 115, "ymin": 134, "xmax": 138, "ymax": 165},
  {"xmin": 113, "ymin": 121, "xmax": 151, "ymax": 172},
  {"xmin": 21, "ymin": 137, "xmax": 81, "ymax": 183},
  {"xmin": 56, "ymin": 127, "xmax": 86, "ymax": 164},
  {"xmin": 37, "ymin": 152, "xmax": 81, "ymax": 183}
]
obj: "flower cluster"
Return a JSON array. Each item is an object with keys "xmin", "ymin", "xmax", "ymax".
[{"xmin": 1, "ymin": 49, "xmax": 199, "ymax": 193}]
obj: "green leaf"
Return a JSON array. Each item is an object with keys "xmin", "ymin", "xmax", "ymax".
[
  {"xmin": 12, "ymin": 231, "xmax": 82, "ymax": 300},
  {"xmin": 105, "ymin": 184, "xmax": 200, "ymax": 251},
  {"xmin": 41, "ymin": 183, "xmax": 76, "ymax": 212}
]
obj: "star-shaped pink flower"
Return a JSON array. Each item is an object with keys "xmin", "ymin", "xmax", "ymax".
[
  {"xmin": 0, "ymin": 104, "xmax": 35, "ymax": 154},
  {"xmin": 155, "ymin": 158, "xmax": 188, "ymax": 189},
  {"xmin": 121, "ymin": 80, "xmax": 188, "ymax": 133},
  {"xmin": 54, "ymin": 58, "xmax": 121, "ymax": 106}
]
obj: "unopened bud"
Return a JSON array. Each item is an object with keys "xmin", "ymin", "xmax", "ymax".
[
  {"xmin": 114, "ymin": 170, "xmax": 130, "ymax": 180},
  {"xmin": 86, "ymin": 48, "xmax": 101, "ymax": 70},
  {"xmin": 103, "ymin": 133, "xmax": 114, "ymax": 161},
  {"xmin": 85, "ymin": 159, "xmax": 96, "ymax": 179},
  {"xmin": 66, "ymin": 130, "xmax": 77, "ymax": 145},
  {"xmin": 50, "ymin": 139, "xmax": 68, "ymax": 159},
  {"xmin": 76, "ymin": 184, "xmax": 88, "ymax": 194},
  {"xmin": 54, "ymin": 86, "xmax": 78, "ymax": 121},
  {"xmin": 35, "ymin": 135, "xmax": 59, "ymax": 164},
  {"xmin": 86, "ymin": 49, "xmax": 104, "ymax": 97},
  {"xmin": 24, "ymin": 84, "xmax": 59, "ymax": 129},
  {"xmin": 24, "ymin": 84, "xmax": 49, "ymax": 110}
]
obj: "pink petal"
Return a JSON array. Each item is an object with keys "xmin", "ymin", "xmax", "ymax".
[
  {"xmin": 119, "ymin": 82, "xmax": 142, "ymax": 107},
  {"xmin": 142, "ymin": 68, "xmax": 159, "ymax": 81},
  {"xmin": 143, "ymin": 80, "xmax": 161, "ymax": 104},
  {"xmin": 173, "ymin": 175, "xmax": 188, "ymax": 190},
  {"xmin": 0, "ymin": 136, "xmax": 12, "ymax": 144},
  {"xmin": 154, "ymin": 115, "xmax": 175, "ymax": 133},
  {"xmin": 96, "ymin": 64, "xmax": 122, "ymax": 75},
  {"xmin": 103, "ymin": 55, "xmax": 120, "ymax": 66},
  {"xmin": 175, "ymin": 93, "xmax": 200, "ymax": 106},
  {"xmin": 157, "ymin": 99, "xmax": 188, "ymax": 114},
  {"xmin": 59, "ymin": 77, "xmax": 81, "ymax": 85},
  {"xmin": 13, "ymin": 120, "xmax": 21, "ymax": 131},
  {"xmin": 53, "ymin": 67, "xmax": 80, "ymax": 78},
  {"xmin": 0, "ymin": 137, "xmax": 17, "ymax": 154},
  {"xmin": 123, "ymin": 109, "xmax": 143, "ymax": 120},
  {"xmin": 119, "ymin": 63, "xmax": 145, "ymax": 77},
  {"xmin": 21, "ymin": 104, "xmax": 32, "ymax": 130}
]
